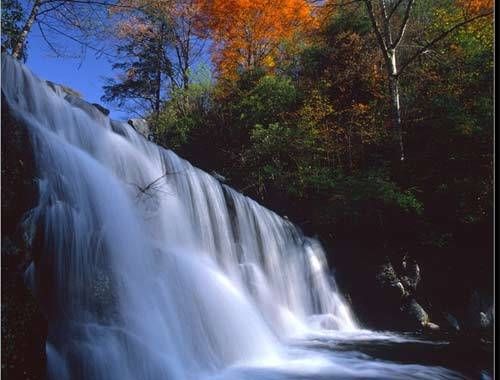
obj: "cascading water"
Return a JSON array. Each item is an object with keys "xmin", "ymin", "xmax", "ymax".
[{"xmin": 2, "ymin": 54, "xmax": 466, "ymax": 380}]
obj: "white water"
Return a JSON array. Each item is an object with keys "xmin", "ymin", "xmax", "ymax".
[{"xmin": 2, "ymin": 54, "xmax": 464, "ymax": 379}]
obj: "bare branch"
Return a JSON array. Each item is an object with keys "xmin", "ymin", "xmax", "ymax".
[
  {"xmin": 387, "ymin": 0, "xmax": 403, "ymax": 20},
  {"xmin": 364, "ymin": 1, "xmax": 390, "ymax": 62},
  {"xmin": 37, "ymin": 22, "xmax": 63, "ymax": 57},
  {"xmin": 391, "ymin": 0, "xmax": 414, "ymax": 49},
  {"xmin": 128, "ymin": 170, "xmax": 185, "ymax": 200},
  {"xmin": 378, "ymin": 0, "xmax": 393, "ymax": 45},
  {"xmin": 38, "ymin": 19, "xmax": 116, "ymax": 58}
]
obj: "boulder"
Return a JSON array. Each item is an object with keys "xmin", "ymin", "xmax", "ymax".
[{"xmin": 401, "ymin": 299, "xmax": 429, "ymax": 328}]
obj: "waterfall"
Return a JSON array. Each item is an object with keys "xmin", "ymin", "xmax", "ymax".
[
  {"xmin": 4, "ymin": 54, "xmax": 468, "ymax": 380},
  {"xmin": 2, "ymin": 54, "xmax": 358, "ymax": 379}
]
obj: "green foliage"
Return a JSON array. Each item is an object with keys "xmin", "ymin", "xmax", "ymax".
[
  {"xmin": 155, "ymin": 67, "xmax": 213, "ymax": 149},
  {"xmin": 233, "ymin": 75, "xmax": 298, "ymax": 128},
  {"xmin": 102, "ymin": 21, "xmax": 174, "ymax": 116},
  {"xmin": 149, "ymin": 0, "xmax": 491, "ymax": 258},
  {"xmin": 323, "ymin": 8, "xmax": 371, "ymax": 36}
]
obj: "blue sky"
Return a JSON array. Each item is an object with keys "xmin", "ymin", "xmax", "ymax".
[
  {"xmin": 25, "ymin": 27, "xmax": 129, "ymax": 119},
  {"xmin": 24, "ymin": 26, "xmax": 211, "ymax": 121}
]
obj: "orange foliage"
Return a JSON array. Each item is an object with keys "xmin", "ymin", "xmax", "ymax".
[
  {"xmin": 459, "ymin": 0, "xmax": 493, "ymax": 15},
  {"xmin": 195, "ymin": 0, "xmax": 317, "ymax": 77}
]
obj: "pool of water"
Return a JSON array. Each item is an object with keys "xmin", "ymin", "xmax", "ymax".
[{"xmin": 207, "ymin": 330, "xmax": 493, "ymax": 380}]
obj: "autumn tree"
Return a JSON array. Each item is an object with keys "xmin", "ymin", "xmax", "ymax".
[{"xmin": 196, "ymin": 0, "xmax": 317, "ymax": 78}]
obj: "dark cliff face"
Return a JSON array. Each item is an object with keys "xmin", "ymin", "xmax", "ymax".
[{"xmin": 2, "ymin": 93, "xmax": 47, "ymax": 380}]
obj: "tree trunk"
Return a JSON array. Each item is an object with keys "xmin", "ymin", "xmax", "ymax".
[
  {"xmin": 387, "ymin": 52, "xmax": 405, "ymax": 161},
  {"xmin": 154, "ymin": 23, "xmax": 165, "ymax": 125},
  {"xmin": 12, "ymin": 0, "xmax": 43, "ymax": 59}
]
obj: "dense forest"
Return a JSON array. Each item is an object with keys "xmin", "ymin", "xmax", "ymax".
[{"xmin": 2, "ymin": 0, "xmax": 493, "ymax": 325}]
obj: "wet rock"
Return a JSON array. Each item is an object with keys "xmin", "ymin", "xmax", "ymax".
[
  {"xmin": 2, "ymin": 95, "xmax": 47, "ymax": 379},
  {"xmin": 444, "ymin": 313, "xmax": 460, "ymax": 331},
  {"xmin": 211, "ymin": 171, "xmax": 227, "ymax": 183},
  {"xmin": 128, "ymin": 118, "xmax": 154, "ymax": 141},
  {"xmin": 376, "ymin": 260, "xmax": 408, "ymax": 300},
  {"xmin": 307, "ymin": 314, "xmax": 339, "ymax": 330},
  {"xmin": 423, "ymin": 322, "xmax": 440, "ymax": 331},
  {"xmin": 92, "ymin": 270, "xmax": 118, "ymax": 320},
  {"xmin": 92, "ymin": 103, "xmax": 110, "ymax": 116},
  {"xmin": 401, "ymin": 299, "xmax": 429, "ymax": 328},
  {"xmin": 479, "ymin": 312, "xmax": 490, "ymax": 329},
  {"xmin": 65, "ymin": 94, "xmax": 108, "ymax": 122},
  {"xmin": 467, "ymin": 290, "xmax": 493, "ymax": 329},
  {"xmin": 2, "ymin": 266, "xmax": 47, "ymax": 380},
  {"xmin": 400, "ymin": 257, "xmax": 420, "ymax": 293},
  {"xmin": 110, "ymin": 120, "xmax": 128, "ymax": 137},
  {"xmin": 46, "ymin": 80, "xmax": 81, "ymax": 97}
]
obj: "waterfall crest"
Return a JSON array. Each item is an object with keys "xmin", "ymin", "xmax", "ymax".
[{"xmin": 2, "ymin": 54, "xmax": 357, "ymax": 379}]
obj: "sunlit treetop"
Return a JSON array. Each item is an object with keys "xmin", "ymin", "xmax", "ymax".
[{"xmin": 195, "ymin": 0, "xmax": 317, "ymax": 78}]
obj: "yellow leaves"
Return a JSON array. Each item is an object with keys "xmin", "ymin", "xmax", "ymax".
[
  {"xmin": 431, "ymin": 2, "xmax": 493, "ymax": 57},
  {"xmin": 196, "ymin": 0, "xmax": 317, "ymax": 77},
  {"xmin": 353, "ymin": 102, "xmax": 369, "ymax": 113},
  {"xmin": 262, "ymin": 55, "xmax": 275, "ymax": 68}
]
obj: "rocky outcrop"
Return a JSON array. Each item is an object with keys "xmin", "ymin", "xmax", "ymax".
[
  {"xmin": 374, "ymin": 255, "xmax": 440, "ymax": 331},
  {"xmin": 2, "ymin": 94, "xmax": 47, "ymax": 379},
  {"xmin": 64, "ymin": 94, "xmax": 109, "ymax": 123},
  {"xmin": 92, "ymin": 103, "xmax": 110, "ymax": 116},
  {"xmin": 128, "ymin": 118, "xmax": 154, "ymax": 141},
  {"xmin": 46, "ymin": 80, "xmax": 81, "ymax": 98},
  {"xmin": 45, "ymin": 81, "xmax": 110, "ymax": 121}
]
